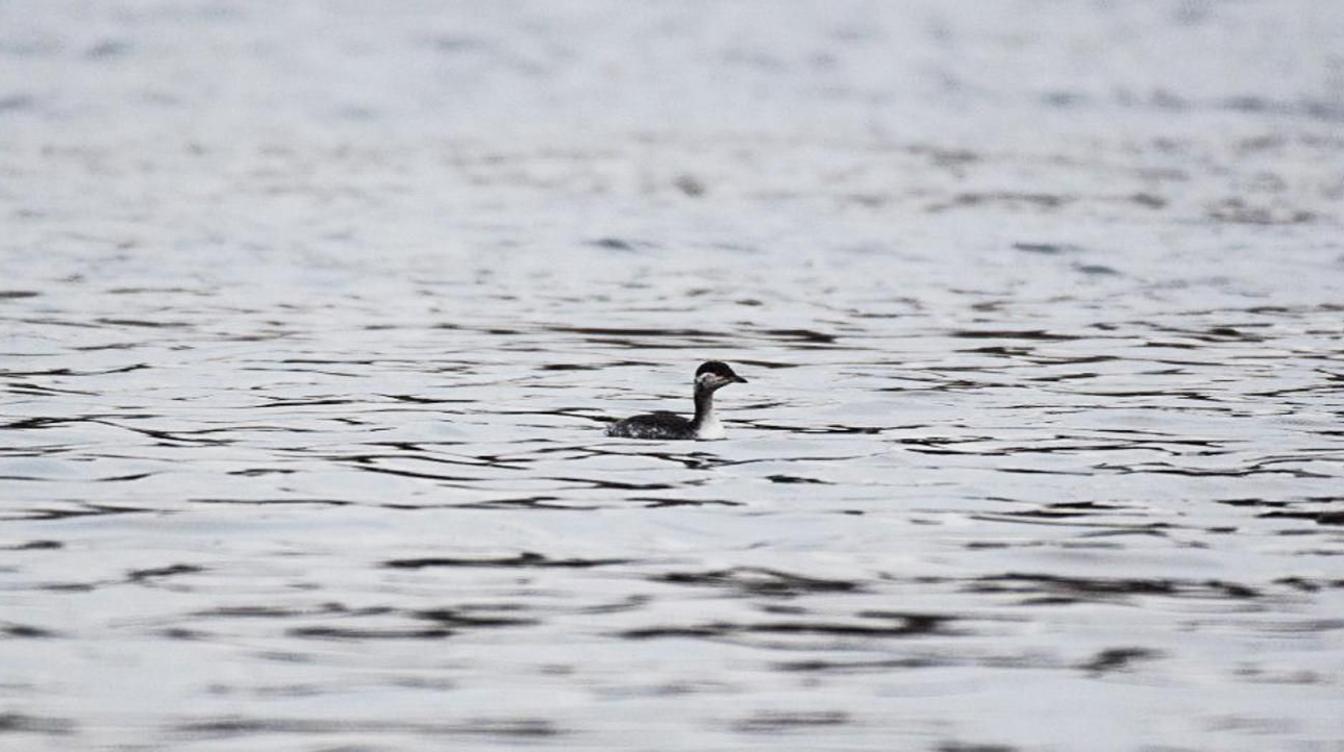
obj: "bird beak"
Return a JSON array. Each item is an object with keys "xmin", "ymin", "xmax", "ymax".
[{"xmin": 733, "ymin": 375, "xmax": 748, "ymax": 384}]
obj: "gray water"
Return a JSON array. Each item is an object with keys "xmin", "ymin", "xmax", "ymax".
[{"xmin": 3, "ymin": 2, "xmax": 1344, "ymax": 750}]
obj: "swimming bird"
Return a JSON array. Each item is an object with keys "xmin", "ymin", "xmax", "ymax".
[{"xmin": 606, "ymin": 361, "xmax": 748, "ymax": 440}]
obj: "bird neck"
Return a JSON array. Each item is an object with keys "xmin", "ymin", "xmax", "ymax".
[
  {"xmin": 691, "ymin": 385, "xmax": 721, "ymax": 437},
  {"xmin": 692, "ymin": 385, "xmax": 715, "ymax": 425}
]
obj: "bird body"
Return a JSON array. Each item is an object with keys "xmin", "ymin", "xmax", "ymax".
[{"xmin": 606, "ymin": 361, "xmax": 746, "ymax": 440}]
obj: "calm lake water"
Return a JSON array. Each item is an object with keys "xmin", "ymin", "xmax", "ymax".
[{"xmin": 2, "ymin": 2, "xmax": 1343, "ymax": 750}]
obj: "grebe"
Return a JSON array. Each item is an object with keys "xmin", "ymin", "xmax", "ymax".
[{"xmin": 606, "ymin": 361, "xmax": 748, "ymax": 440}]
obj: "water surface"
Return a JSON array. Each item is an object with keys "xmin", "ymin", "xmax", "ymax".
[{"xmin": 2, "ymin": 2, "xmax": 1343, "ymax": 750}]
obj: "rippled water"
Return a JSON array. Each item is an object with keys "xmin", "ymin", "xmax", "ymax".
[{"xmin": 3, "ymin": 2, "xmax": 1344, "ymax": 750}]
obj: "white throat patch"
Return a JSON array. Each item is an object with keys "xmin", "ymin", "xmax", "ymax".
[{"xmin": 695, "ymin": 409, "xmax": 725, "ymax": 440}]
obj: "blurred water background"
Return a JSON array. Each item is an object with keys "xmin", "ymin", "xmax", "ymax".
[{"xmin": 2, "ymin": 2, "xmax": 1343, "ymax": 750}]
